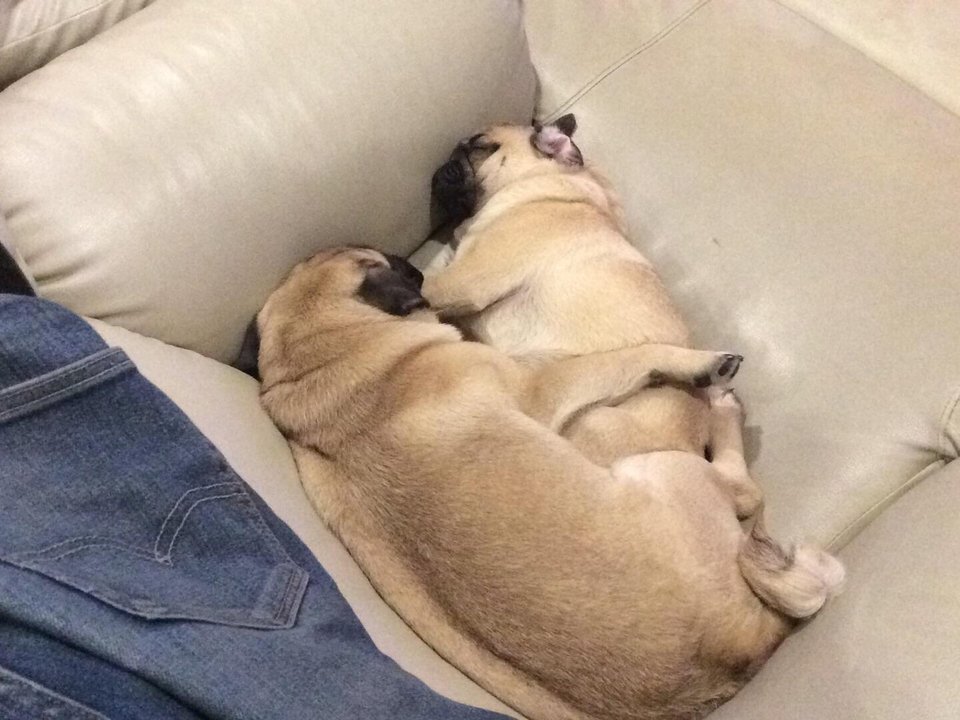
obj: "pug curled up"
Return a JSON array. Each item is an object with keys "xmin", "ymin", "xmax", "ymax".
[{"xmin": 258, "ymin": 249, "xmax": 843, "ymax": 716}]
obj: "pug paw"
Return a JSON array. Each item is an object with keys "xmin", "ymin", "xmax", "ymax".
[
  {"xmin": 707, "ymin": 387, "xmax": 745, "ymax": 418},
  {"xmin": 694, "ymin": 353, "xmax": 743, "ymax": 388}
]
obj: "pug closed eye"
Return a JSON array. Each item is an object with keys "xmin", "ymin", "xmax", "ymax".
[{"xmin": 467, "ymin": 138, "xmax": 501, "ymax": 158}]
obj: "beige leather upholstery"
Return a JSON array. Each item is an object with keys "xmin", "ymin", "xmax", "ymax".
[
  {"xmin": 523, "ymin": 0, "xmax": 960, "ymax": 548},
  {"xmin": 523, "ymin": 0, "xmax": 706, "ymax": 120},
  {"xmin": 524, "ymin": 0, "xmax": 960, "ymax": 121},
  {"xmin": 2, "ymin": 0, "xmax": 959, "ymax": 717},
  {"xmin": 0, "ymin": 0, "xmax": 536, "ymax": 362},
  {"xmin": 88, "ymin": 318, "xmax": 517, "ymax": 718},
  {"xmin": 712, "ymin": 459, "xmax": 960, "ymax": 720},
  {"xmin": 0, "ymin": 0, "xmax": 154, "ymax": 89},
  {"xmin": 778, "ymin": 0, "xmax": 960, "ymax": 117}
]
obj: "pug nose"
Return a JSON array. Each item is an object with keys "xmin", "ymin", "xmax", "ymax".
[
  {"xmin": 433, "ymin": 159, "xmax": 465, "ymax": 189},
  {"xmin": 400, "ymin": 296, "xmax": 430, "ymax": 315}
]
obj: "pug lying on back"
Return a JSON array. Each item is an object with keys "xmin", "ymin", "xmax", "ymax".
[
  {"xmin": 257, "ymin": 247, "xmax": 843, "ymax": 720},
  {"xmin": 424, "ymin": 116, "xmax": 763, "ymax": 517}
]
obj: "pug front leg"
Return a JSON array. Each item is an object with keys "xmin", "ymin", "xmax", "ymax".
[
  {"xmin": 524, "ymin": 345, "xmax": 743, "ymax": 432},
  {"xmin": 422, "ymin": 261, "xmax": 526, "ymax": 319}
]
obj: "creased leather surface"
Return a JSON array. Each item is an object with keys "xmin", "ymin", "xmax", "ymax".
[
  {"xmin": 523, "ymin": 0, "xmax": 960, "ymax": 548},
  {"xmin": 0, "ymin": 0, "xmax": 536, "ymax": 361},
  {"xmin": 0, "ymin": 0, "xmax": 155, "ymax": 89},
  {"xmin": 776, "ymin": 0, "xmax": 960, "ymax": 118},
  {"xmin": 712, "ymin": 459, "xmax": 960, "ymax": 720}
]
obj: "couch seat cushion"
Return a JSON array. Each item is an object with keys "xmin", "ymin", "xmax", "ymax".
[
  {"xmin": 524, "ymin": 0, "xmax": 960, "ymax": 547},
  {"xmin": 711, "ymin": 459, "xmax": 960, "ymax": 720}
]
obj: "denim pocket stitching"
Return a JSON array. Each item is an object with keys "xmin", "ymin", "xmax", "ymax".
[
  {"xmin": 154, "ymin": 482, "xmax": 246, "ymax": 563},
  {"xmin": 10, "ymin": 536, "xmax": 157, "ymax": 563},
  {"xmin": 0, "ymin": 348, "xmax": 133, "ymax": 424}
]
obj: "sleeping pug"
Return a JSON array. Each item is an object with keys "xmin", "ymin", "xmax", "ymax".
[
  {"xmin": 424, "ymin": 116, "xmax": 763, "ymax": 518},
  {"xmin": 257, "ymin": 247, "xmax": 843, "ymax": 720}
]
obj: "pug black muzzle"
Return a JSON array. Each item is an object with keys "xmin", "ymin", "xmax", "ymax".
[{"xmin": 431, "ymin": 145, "xmax": 477, "ymax": 227}]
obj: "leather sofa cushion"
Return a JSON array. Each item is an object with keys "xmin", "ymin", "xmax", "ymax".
[
  {"xmin": 777, "ymin": 0, "xmax": 960, "ymax": 118},
  {"xmin": 524, "ymin": 0, "xmax": 960, "ymax": 121},
  {"xmin": 0, "ymin": 0, "xmax": 155, "ymax": 89},
  {"xmin": 523, "ymin": 0, "xmax": 705, "ymax": 120},
  {"xmin": 522, "ymin": 0, "xmax": 960, "ymax": 547},
  {"xmin": 0, "ymin": 0, "xmax": 536, "ymax": 362},
  {"xmin": 711, "ymin": 459, "xmax": 960, "ymax": 720}
]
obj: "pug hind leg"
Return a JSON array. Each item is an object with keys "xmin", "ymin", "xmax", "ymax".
[{"xmin": 706, "ymin": 387, "xmax": 763, "ymax": 519}]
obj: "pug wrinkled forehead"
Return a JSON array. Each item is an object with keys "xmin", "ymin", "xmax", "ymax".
[
  {"xmin": 431, "ymin": 114, "xmax": 584, "ymax": 225},
  {"xmin": 294, "ymin": 247, "xmax": 428, "ymax": 318},
  {"xmin": 240, "ymin": 248, "xmax": 429, "ymax": 378}
]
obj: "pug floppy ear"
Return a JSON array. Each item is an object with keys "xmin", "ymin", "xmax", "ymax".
[
  {"xmin": 357, "ymin": 264, "xmax": 429, "ymax": 317},
  {"xmin": 532, "ymin": 113, "xmax": 583, "ymax": 166}
]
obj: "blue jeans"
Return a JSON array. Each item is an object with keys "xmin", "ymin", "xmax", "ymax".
[{"xmin": 0, "ymin": 295, "xmax": 507, "ymax": 720}]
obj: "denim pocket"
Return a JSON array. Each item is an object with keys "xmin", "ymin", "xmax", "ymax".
[{"xmin": 0, "ymin": 346, "xmax": 307, "ymax": 629}]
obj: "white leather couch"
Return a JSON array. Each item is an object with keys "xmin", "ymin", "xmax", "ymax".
[{"xmin": 2, "ymin": 1, "xmax": 959, "ymax": 717}]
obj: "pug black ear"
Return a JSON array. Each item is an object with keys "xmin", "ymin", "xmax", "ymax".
[
  {"xmin": 358, "ymin": 267, "xmax": 430, "ymax": 317},
  {"xmin": 553, "ymin": 113, "xmax": 577, "ymax": 137},
  {"xmin": 533, "ymin": 121, "xmax": 584, "ymax": 167},
  {"xmin": 385, "ymin": 254, "xmax": 425, "ymax": 289},
  {"xmin": 233, "ymin": 318, "xmax": 261, "ymax": 380}
]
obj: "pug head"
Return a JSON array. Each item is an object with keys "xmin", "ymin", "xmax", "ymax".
[
  {"xmin": 258, "ymin": 247, "xmax": 432, "ymax": 359},
  {"xmin": 431, "ymin": 114, "xmax": 584, "ymax": 225}
]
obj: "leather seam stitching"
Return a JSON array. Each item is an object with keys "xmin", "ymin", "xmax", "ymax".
[
  {"xmin": 0, "ymin": 0, "xmax": 119, "ymax": 53},
  {"xmin": 541, "ymin": 0, "xmax": 714, "ymax": 122},
  {"xmin": 938, "ymin": 385, "xmax": 960, "ymax": 460},
  {"xmin": 826, "ymin": 458, "xmax": 947, "ymax": 551}
]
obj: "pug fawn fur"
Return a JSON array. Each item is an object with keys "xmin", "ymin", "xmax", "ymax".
[
  {"xmin": 258, "ymin": 248, "xmax": 844, "ymax": 720},
  {"xmin": 424, "ymin": 116, "xmax": 768, "ymax": 518}
]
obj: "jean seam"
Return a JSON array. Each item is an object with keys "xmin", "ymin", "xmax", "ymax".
[
  {"xmin": 0, "ymin": 363, "xmax": 130, "ymax": 420},
  {"xmin": 0, "ymin": 352, "xmax": 133, "ymax": 424},
  {"xmin": 0, "ymin": 665, "xmax": 109, "ymax": 719},
  {"xmin": 274, "ymin": 564, "xmax": 299, "ymax": 623},
  {"xmin": 235, "ymin": 475, "xmax": 299, "ymax": 565},
  {"xmin": 0, "ymin": 347, "xmax": 122, "ymax": 403}
]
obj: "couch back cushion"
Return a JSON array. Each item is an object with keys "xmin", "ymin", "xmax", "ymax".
[
  {"xmin": 0, "ymin": 0, "xmax": 157, "ymax": 89},
  {"xmin": 0, "ymin": 0, "xmax": 535, "ymax": 361}
]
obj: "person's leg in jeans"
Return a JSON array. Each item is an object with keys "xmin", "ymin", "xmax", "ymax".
[
  {"xmin": 0, "ymin": 620, "xmax": 203, "ymax": 720},
  {"xmin": 0, "ymin": 294, "xmax": 509, "ymax": 720}
]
